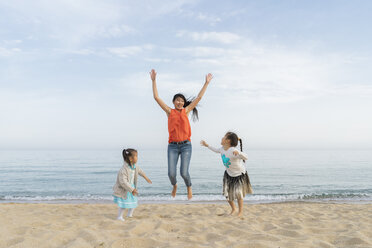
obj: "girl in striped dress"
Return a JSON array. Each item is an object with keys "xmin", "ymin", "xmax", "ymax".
[
  {"xmin": 113, "ymin": 148, "xmax": 152, "ymax": 221},
  {"xmin": 201, "ymin": 132, "xmax": 253, "ymax": 217}
]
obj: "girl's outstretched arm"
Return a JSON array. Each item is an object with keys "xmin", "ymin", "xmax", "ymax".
[
  {"xmin": 200, "ymin": 140, "xmax": 220, "ymax": 153},
  {"xmin": 200, "ymin": 140, "xmax": 209, "ymax": 147},
  {"xmin": 139, "ymin": 168, "xmax": 152, "ymax": 184},
  {"xmin": 186, "ymin": 73, "xmax": 213, "ymax": 115},
  {"xmin": 143, "ymin": 175, "xmax": 152, "ymax": 184},
  {"xmin": 150, "ymin": 69, "xmax": 171, "ymax": 116}
]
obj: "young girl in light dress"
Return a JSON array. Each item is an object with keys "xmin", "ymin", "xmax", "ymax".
[
  {"xmin": 201, "ymin": 132, "xmax": 253, "ymax": 217},
  {"xmin": 113, "ymin": 148, "xmax": 152, "ymax": 221}
]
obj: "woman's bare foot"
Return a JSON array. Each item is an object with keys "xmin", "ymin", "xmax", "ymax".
[
  {"xmin": 171, "ymin": 185, "xmax": 177, "ymax": 198},
  {"xmin": 187, "ymin": 186, "xmax": 192, "ymax": 200},
  {"xmin": 230, "ymin": 209, "xmax": 236, "ymax": 215},
  {"xmin": 237, "ymin": 211, "xmax": 243, "ymax": 217}
]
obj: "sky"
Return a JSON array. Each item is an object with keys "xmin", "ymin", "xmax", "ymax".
[{"xmin": 1, "ymin": 0, "xmax": 372, "ymax": 150}]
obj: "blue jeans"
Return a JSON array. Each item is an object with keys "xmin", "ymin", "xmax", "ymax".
[{"xmin": 167, "ymin": 141, "xmax": 192, "ymax": 187}]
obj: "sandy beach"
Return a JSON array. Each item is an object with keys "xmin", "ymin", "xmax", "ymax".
[{"xmin": 0, "ymin": 202, "xmax": 371, "ymax": 248}]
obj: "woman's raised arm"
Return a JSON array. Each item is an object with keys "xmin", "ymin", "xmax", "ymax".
[
  {"xmin": 150, "ymin": 69, "xmax": 171, "ymax": 116},
  {"xmin": 186, "ymin": 73, "xmax": 213, "ymax": 114}
]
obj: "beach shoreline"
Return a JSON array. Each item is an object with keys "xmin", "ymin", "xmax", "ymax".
[
  {"xmin": 2, "ymin": 198, "xmax": 372, "ymax": 205},
  {"xmin": 1, "ymin": 202, "xmax": 371, "ymax": 248}
]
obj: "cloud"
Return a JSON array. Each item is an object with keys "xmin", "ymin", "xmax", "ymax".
[
  {"xmin": 107, "ymin": 44, "xmax": 153, "ymax": 58},
  {"xmin": 169, "ymin": 46, "xmax": 234, "ymax": 57},
  {"xmin": 0, "ymin": 0, "xmax": 196, "ymax": 47},
  {"xmin": 2, "ymin": 40, "xmax": 23, "ymax": 45},
  {"xmin": 1, "ymin": 1, "xmax": 125, "ymax": 44},
  {"xmin": 177, "ymin": 31, "xmax": 241, "ymax": 44},
  {"xmin": 0, "ymin": 47, "xmax": 22, "ymax": 57},
  {"xmin": 196, "ymin": 13, "xmax": 222, "ymax": 25},
  {"xmin": 152, "ymin": 36, "xmax": 372, "ymax": 103},
  {"xmin": 178, "ymin": 8, "xmax": 222, "ymax": 26},
  {"xmin": 98, "ymin": 25, "xmax": 136, "ymax": 38},
  {"xmin": 116, "ymin": 71, "xmax": 201, "ymax": 96},
  {"xmin": 144, "ymin": 58, "xmax": 172, "ymax": 63},
  {"xmin": 107, "ymin": 46, "xmax": 143, "ymax": 58},
  {"xmin": 66, "ymin": 48, "xmax": 96, "ymax": 55}
]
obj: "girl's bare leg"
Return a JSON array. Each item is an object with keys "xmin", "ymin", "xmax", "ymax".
[
  {"xmin": 127, "ymin": 208, "xmax": 134, "ymax": 218},
  {"xmin": 237, "ymin": 198, "xmax": 244, "ymax": 217},
  {"xmin": 117, "ymin": 208, "xmax": 125, "ymax": 221},
  {"xmin": 228, "ymin": 200, "xmax": 236, "ymax": 215}
]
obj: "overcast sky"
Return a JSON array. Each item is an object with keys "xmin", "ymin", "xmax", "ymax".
[{"xmin": 1, "ymin": 0, "xmax": 372, "ymax": 150}]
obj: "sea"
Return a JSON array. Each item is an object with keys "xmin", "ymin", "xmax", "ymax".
[{"xmin": 1, "ymin": 149, "xmax": 371, "ymax": 204}]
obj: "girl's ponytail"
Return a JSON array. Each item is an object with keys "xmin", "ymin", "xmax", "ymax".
[
  {"xmin": 239, "ymin": 138, "xmax": 245, "ymax": 163},
  {"xmin": 225, "ymin": 132, "xmax": 245, "ymax": 162}
]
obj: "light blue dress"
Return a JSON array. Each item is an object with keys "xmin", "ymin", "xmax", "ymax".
[{"xmin": 113, "ymin": 164, "xmax": 138, "ymax": 209}]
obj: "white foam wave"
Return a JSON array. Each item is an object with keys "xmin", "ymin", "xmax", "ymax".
[{"xmin": 1, "ymin": 192, "xmax": 371, "ymax": 203}]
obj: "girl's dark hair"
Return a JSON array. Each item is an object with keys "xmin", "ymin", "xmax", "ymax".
[
  {"xmin": 122, "ymin": 148, "xmax": 137, "ymax": 165},
  {"xmin": 173, "ymin": 93, "xmax": 199, "ymax": 122},
  {"xmin": 225, "ymin": 132, "xmax": 245, "ymax": 162}
]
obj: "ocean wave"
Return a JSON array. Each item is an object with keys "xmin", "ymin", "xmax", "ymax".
[{"xmin": 1, "ymin": 192, "xmax": 371, "ymax": 203}]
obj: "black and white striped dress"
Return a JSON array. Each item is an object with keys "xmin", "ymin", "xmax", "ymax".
[{"xmin": 207, "ymin": 146, "xmax": 253, "ymax": 201}]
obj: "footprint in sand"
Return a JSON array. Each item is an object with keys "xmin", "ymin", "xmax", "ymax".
[
  {"xmin": 6, "ymin": 237, "xmax": 24, "ymax": 246},
  {"xmin": 274, "ymin": 228, "xmax": 301, "ymax": 238},
  {"xmin": 159, "ymin": 214, "xmax": 171, "ymax": 219},
  {"xmin": 14, "ymin": 226, "xmax": 28, "ymax": 235}
]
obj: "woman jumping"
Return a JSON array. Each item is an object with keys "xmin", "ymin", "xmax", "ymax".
[{"xmin": 150, "ymin": 69, "xmax": 213, "ymax": 200}]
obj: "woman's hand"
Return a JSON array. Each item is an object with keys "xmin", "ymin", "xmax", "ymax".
[
  {"xmin": 132, "ymin": 189, "xmax": 138, "ymax": 196},
  {"xmin": 150, "ymin": 69, "xmax": 171, "ymax": 115},
  {"xmin": 146, "ymin": 178, "xmax": 152, "ymax": 184},
  {"xmin": 200, "ymin": 140, "xmax": 209, "ymax": 147},
  {"xmin": 150, "ymin": 69, "xmax": 157, "ymax": 81},
  {"xmin": 186, "ymin": 73, "xmax": 213, "ymax": 114},
  {"xmin": 205, "ymin": 73, "xmax": 213, "ymax": 84},
  {"xmin": 233, "ymin": 150, "xmax": 240, "ymax": 156}
]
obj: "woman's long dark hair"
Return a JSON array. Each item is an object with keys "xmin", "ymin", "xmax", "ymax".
[
  {"xmin": 225, "ymin": 132, "xmax": 245, "ymax": 162},
  {"xmin": 122, "ymin": 148, "xmax": 137, "ymax": 165},
  {"xmin": 173, "ymin": 93, "xmax": 199, "ymax": 122}
]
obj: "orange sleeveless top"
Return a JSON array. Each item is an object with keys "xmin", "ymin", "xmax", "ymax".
[{"xmin": 168, "ymin": 108, "xmax": 191, "ymax": 143}]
